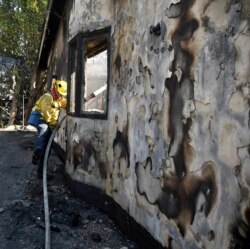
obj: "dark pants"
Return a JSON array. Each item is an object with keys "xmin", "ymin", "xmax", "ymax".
[{"xmin": 34, "ymin": 121, "xmax": 52, "ymax": 177}]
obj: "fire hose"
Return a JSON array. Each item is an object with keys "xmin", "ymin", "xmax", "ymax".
[
  {"xmin": 42, "ymin": 85, "xmax": 106, "ymax": 248},
  {"xmin": 43, "ymin": 115, "xmax": 66, "ymax": 249}
]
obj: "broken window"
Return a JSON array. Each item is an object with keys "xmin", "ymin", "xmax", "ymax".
[{"xmin": 68, "ymin": 27, "xmax": 110, "ymax": 119}]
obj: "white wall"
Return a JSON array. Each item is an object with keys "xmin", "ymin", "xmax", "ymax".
[{"xmin": 53, "ymin": 0, "xmax": 250, "ymax": 248}]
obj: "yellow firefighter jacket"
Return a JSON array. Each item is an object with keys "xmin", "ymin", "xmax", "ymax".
[{"xmin": 34, "ymin": 92, "xmax": 67, "ymax": 128}]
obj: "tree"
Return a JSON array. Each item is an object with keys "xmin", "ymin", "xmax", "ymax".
[
  {"xmin": 0, "ymin": 55, "xmax": 25, "ymax": 126},
  {"xmin": 0, "ymin": 0, "xmax": 47, "ymax": 126}
]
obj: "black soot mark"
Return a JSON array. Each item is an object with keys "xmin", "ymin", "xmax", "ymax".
[
  {"xmin": 165, "ymin": 1, "xmax": 199, "ymax": 178},
  {"xmin": 113, "ymin": 130, "xmax": 130, "ymax": 167}
]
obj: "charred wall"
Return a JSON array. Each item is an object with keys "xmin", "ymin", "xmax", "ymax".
[{"xmin": 50, "ymin": 0, "xmax": 250, "ymax": 248}]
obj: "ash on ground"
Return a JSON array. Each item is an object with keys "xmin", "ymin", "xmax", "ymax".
[{"xmin": 0, "ymin": 130, "xmax": 139, "ymax": 249}]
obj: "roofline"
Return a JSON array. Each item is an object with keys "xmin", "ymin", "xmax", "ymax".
[
  {"xmin": 37, "ymin": 0, "xmax": 67, "ymax": 70},
  {"xmin": 37, "ymin": 0, "xmax": 54, "ymax": 69}
]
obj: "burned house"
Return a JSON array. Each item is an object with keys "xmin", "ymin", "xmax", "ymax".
[{"xmin": 36, "ymin": 0, "xmax": 250, "ymax": 248}]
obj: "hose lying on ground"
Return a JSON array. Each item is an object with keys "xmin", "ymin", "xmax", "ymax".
[{"xmin": 43, "ymin": 115, "xmax": 66, "ymax": 249}]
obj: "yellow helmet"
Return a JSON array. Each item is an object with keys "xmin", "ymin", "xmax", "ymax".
[{"xmin": 54, "ymin": 80, "xmax": 67, "ymax": 96}]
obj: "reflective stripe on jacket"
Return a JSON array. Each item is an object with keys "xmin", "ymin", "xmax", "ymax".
[{"xmin": 34, "ymin": 92, "xmax": 60, "ymax": 128}]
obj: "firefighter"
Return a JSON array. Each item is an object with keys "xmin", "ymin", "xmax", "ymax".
[{"xmin": 28, "ymin": 78, "xmax": 67, "ymax": 179}]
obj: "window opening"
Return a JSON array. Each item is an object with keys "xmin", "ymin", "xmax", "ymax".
[{"xmin": 68, "ymin": 27, "xmax": 110, "ymax": 119}]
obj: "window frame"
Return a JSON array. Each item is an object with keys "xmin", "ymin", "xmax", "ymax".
[{"xmin": 67, "ymin": 27, "xmax": 111, "ymax": 119}]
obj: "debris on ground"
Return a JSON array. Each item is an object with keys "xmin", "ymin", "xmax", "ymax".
[{"xmin": 0, "ymin": 130, "xmax": 139, "ymax": 249}]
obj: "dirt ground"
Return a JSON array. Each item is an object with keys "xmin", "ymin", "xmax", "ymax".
[{"xmin": 0, "ymin": 129, "xmax": 139, "ymax": 249}]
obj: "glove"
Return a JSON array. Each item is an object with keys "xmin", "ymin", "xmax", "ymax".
[{"xmin": 58, "ymin": 97, "xmax": 67, "ymax": 109}]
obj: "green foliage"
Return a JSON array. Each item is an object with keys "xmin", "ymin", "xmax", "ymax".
[
  {"xmin": 0, "ymin": 0, "xmax": 47, "ymax": 126},
  {"xmin": 0, "ymin": 0, "xmax": 47, "ymax": 69}
]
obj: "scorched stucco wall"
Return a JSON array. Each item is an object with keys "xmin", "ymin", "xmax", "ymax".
[{"xmin": 62, "ymin": 0, "xmax": 250, "ymax": 248}]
